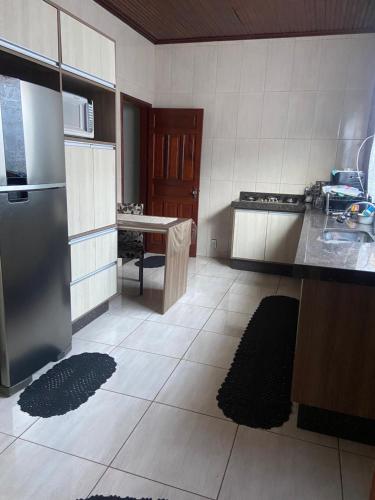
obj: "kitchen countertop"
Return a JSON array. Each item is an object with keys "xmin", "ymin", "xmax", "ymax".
[{"xmin": 294, "ymin": 206, "xmax": 375, "ymax": 286}]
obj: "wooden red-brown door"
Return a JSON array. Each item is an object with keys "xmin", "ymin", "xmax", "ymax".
[{"xmin": 147, "ymin": 108, "xmax": 203, "ymax": 257}]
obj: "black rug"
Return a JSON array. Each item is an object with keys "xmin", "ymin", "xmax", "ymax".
[
  {"xmin": 82, "ymin": 497, "xmax": 167, "ymax": 500},
  {"xmin": 217, "ymin": 295, "xmax": 299, "ymax": 429},
  {"xmin": 18, "ymin": 353, "xmax": 117, "ymax": 418},
  {"xmin": 135, "ymin": 256, "xmax": 165, "ymax": 268}
]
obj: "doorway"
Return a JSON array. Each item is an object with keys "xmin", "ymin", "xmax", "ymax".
[{"xmin": 120, "ymin": 93, "xmax": 150, "ymax": 206}]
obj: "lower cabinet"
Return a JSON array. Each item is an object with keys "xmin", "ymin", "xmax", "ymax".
[
  {"xmin": 70, "ymin": 264, "xmax": 116, "ymax": 321},
  {"xmin": 70, "ymin": 228, "xmax": 117, "ymax": 321},
  {"xmin": 265, "ymin": 212, "xmax": 304, "ymax": 264},
  {"xmin": 231, "ymin": 209, "xmax": 303, "ymax": 265}
]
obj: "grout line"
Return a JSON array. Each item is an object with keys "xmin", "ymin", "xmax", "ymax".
[
  {"xmin": 215, "ymin": 424, "xmax": 239, "ymax": 500},
  {"xmin": 86, "ymin": 465, "xmax": 109, "ymax": 499}
]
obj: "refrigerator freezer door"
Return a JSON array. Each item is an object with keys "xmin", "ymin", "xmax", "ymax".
[
  {"xmin": 0, "ymin": 188, "xmax": 71, "ymax": 389},
  {"xmin": 0, "ymin": 77, "xmax": 65, "ymax": 187}
]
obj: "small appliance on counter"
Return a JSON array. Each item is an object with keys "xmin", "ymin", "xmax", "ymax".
[
  {"xmin": 331, "ymin": 169, "xmax": 365, "ymax": 190},
  {"xmin": 63, "ymin": 91, "xmax": 94, "ymax": 138}
]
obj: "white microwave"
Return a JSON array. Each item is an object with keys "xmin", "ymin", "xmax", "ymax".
[{"xmin": 63, "ymin": 91, "xmax": 94, "ymax": 139}]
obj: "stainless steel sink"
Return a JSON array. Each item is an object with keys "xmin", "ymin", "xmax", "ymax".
[{"xmin": 323, "ymin": 229, "xmax": 375, "ymax": 243}]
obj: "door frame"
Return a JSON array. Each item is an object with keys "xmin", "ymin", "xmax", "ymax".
[{"xmin": 120, "ymin": 92, "xmax": 151, "ymax": 208}]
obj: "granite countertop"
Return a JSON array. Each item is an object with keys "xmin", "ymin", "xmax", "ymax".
[{"xmin": 294, "ymin": 206, "xmax": 375, "ymax": 285}]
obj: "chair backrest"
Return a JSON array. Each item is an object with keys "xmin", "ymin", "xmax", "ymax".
[{"xmin": 117, "ymin": 203, "xmax": 144, "ymax": 215}]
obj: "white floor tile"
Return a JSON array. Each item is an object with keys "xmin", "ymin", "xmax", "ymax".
[
  {"xmin": 269, "ymin": 404, "xmax": 338, "ymax": 448},
  {"xmin": 180, "ymin": 275, "xmax": 234, "ymax": 307},
  {"xmin": 184, "ymin": 331, "xmax": 239, "ymax": 369},
  {"xmin": 341, "ymin": 451, "xmax": 375, "ymax": 500},
  {"xmin": 0, "ymin": 439, "xmax": 105, "ymax": 500},
  {"xmin": 235, "ymin": 270, "xmax": 280, "ymax": 287},
  {"xmin": 199, "ymin": 259, "xmax": 241, "ymax": 279},
  {"xmin": 75, "ymin": 313, "xmax": 144, "ymax": 345},
  {"xmin": 218, "ymin": 289, "xmax": 272, "ymax": 314},
  {"xmin": 69, "ymin": 337, "xmax": 114, "ymax": 355},
  {"xmin": 102, "ymin": 347, "xmax": 178, "ymax": 400},
  {"xmin": 92, "ymin": 468, "xmax": 206, "ymax": 499},
  {"xmin": 149, "ymin": 302, "xmax": 214, "ymax": 329},
  {"xmin": 340, "ymin": 439, "xmax": 375, "ymax": 459},
  {"xmin": 203, "ymin": 309, "xmax": 249, "ymax": 338},
  {"xmin": 121, "ymin": 321, "xmax": 198, "ymax": 358},
  {"xmin": 110, "ymin": 292, "xmax": 160, "ymax": 319},
  {"xmin": 219, "ymin": 427, "xmax": 341, "ymax": 500},
  {"xmin": 0, "ymin": 392, "xmax": 38, "ymax": 437},
  {"xmin": 229, "ymin": 281, "xmax": 277, "ymax": 296},
  {"xmin": 113, "ymin": 403, "xmax": 237, "ymax": 498},
  {"xmin": 22, "ymin": 390, "xmax": 149, "ymax": 465},
  {"xmin": 156, "ymin": 360, "xmax": 228, "ymax": 419},
  {"xmin": 0, "ymin": 432, "xmax": 15, "ymax": 453},
  {"xmin": 277, "ymin": 276, "xmax": 302, "ymax": 299},
  {"xmin": 188, "ymin": 256, "xmax": 210, "ymax": 276}
]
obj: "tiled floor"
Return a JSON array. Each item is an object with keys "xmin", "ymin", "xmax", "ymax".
[{"xmin": 0, "ymin": 256, "xmax": 374, "ymax": 499}]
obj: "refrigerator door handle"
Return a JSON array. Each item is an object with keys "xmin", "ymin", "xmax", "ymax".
[
  {"xmin": 0, "ymin": 183, "xmax": 66, "ymax": 193},
  {"xmin": 0, "ymin": 104, "xmax": 6, "ymax": 186}
]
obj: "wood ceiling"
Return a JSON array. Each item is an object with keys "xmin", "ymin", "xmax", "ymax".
[{"xmin": 94, "ymin": 0, "xmax": 375, "ymax": 44}]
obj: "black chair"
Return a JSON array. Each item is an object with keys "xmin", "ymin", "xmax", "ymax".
[{"xmin": 117, "ymin": 203, "xmax": 144, "ymax": 295}]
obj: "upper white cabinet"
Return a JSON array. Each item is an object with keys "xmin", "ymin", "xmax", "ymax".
[
  {"xmin": 0, "ymin": 0, "xmax": 58, "ymax": 63},
  {"xmin": 231, "ymin": 209, "xmax": 303, "ymax": 264},
  {"xmin": 60, "ymin": 12, "xmax": 116, "ymax": 85},
  {"xmin": 265, "ymin": 212, "xmax": 303, "ymax": 264},
  {"xmin": 231, "ymin": 210, "xmax": 268, "ymax": 260},
  {"xmin": 65, "ymin": 143, "xmax": 116, "ymax": 237}
]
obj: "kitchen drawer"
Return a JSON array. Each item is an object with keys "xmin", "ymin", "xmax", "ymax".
[
  {"xmin": 70, "ymin": 229, "xmax": 117, "ymax": 282},
  {"xmin": 70, "ymin": 263, "xmax": 117, "ymax": 321}
]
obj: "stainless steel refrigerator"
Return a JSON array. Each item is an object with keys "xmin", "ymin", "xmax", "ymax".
[{"xmin": 0, "ymin": 75, "xmax": 71, "ymax": 395}]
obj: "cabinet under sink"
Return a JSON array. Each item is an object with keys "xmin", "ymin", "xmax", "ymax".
[{"xmin": 231, "ymin": 209, "xmax": 304, "ymax": 265}]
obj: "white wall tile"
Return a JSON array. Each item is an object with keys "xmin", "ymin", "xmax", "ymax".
[
  {"xmin": 308, "ymin": 140, "xmax": 338, "ymax": 182},
  {"xmin": 291, "ymin": 39, "xmax": 321, "ymax": 90},
  {"xmin": 279, "ymin": 184, "xmax": 306, "ymax": 194},
  {"xmin": 155, "ymin": 46, "xmax": 172, "ymax": 92},
  {"xmin": 265, "ymin": 39, "xmax": 294, "ymax": 91},
  {"xmin": 336, "ymin": 139, "xmax": 363, "ymax": 170},
  {"xmin": 287, "ymin": 92, "xmax": 316, "ymax": 139},
  {"xmin": 171, "ymin": 46, "xmax": 194, "ymax": 93},
  {"xmin": 200, "ymin": 140, "xmax": 213, "ymax": 180},
  {"xmin": 232, "ymin": 181, "xmax": 256, "ymax": 199},
  {"xmin": 193, "ymin": 44, "xmax": 218, "ymax": 94},
  {"xmin": 282, "ymin": 140, "xmax": 310, "ymax": 184},
  {"xmin": 261, "ymin": 92, "xmax": 289, "ymax": 139},
  {"xmin": 240, "ymin": 40, "xmax": 268, "ymax": 92},
  {"xmin": 257, "ymin": 140, "xmax": 284, "ymax": 183},
  {"xmin": 340, "ymin": 90, "xmax": 372, "ymax": 140},
  {"xmin": 216, "ymin": 43, "xmax": 242, "ymax": 93},
  {"xmin": 233, "ymin": 140, "xmax": 259, "ymax": 181},
  {"xmin": 197, "ymin": 178, "xmax": 211, "ymax": 220},
  {"xmin": 214, "ymin": 94, "xmax": 239, "ymax": 138},
  {"xmin": 255, "ymin": 182, "xmax": 280, "ymax": 193},
  {"xmin": 346, "ymin": 37, "xmax": 375, "ymax": 90},
  {"xmin": 318, "ymin": 38, "xmax": 351, "ymax": 90},
  {"xmin": 211, "ymin": 139, "xmax": 236, "ymax": 181},
  {"xmin": 237, "ymin": 93, "xmax": 263, "ymax": 138},
  {"xmin": 193, "ymin": 93, "xmax": 216, "ymax": 140},
  {"xmin": 313, "ymin": 91, "xmax": 345, "ymax": 139}
]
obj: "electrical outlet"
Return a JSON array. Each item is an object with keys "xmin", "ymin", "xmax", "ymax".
[{"xmin": 210, "ymin": 239, "xmax": 217, "ymax": 249}]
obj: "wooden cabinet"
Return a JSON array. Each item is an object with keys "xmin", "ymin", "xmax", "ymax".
[
  {"xmin": 60, "ymin": 12, "xmax": 115, "ymax": 85},
  {"xmin": 70, "ymin": 229, "xmax": 117, "ymax": 282},
  {"xmin": 231, "ymin": 209, "xmax": 303, "ymax": 264},
  {"xmin": 231, "ymin": 210, "xmax": 268, "ymax": 260},
  {"xmin": 65, "ymin": 144, "xmax": 94, "ymax": 237},
  {"xmin": 265, "ymin": 212, "xmax": 304, "ymax": 264},
  {"xmin": 0, "ymin": 0, "xmax": 58, "ymax": 63},
  {"xmin": 93, "ymin": 148, "xmax": 116, "ymax": 229},
  {"xmin": 70, "ymin": 264, "xmax": 117, "ymax": 321},
  {"xmin": 65, "ymin": 143, "xmax": 116, "ymax": 237}
]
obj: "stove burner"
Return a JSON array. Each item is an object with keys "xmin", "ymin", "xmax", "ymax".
[
  {"xmin": 284, "ymin": 197, "xmax": 297, "ymax": 204},
  {"xmin": 246, "ymin": 196, "xmax": 257, "ymax": 201}
]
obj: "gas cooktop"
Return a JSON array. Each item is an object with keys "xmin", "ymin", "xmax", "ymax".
[{"xmin": 231, "ymin": 191, "xmax": 306, "ymax": 213}]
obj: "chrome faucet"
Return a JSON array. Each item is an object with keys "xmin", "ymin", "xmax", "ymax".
[{"xmin": 336, "ymin": 201, "xmax": 375, "ymax": 224}]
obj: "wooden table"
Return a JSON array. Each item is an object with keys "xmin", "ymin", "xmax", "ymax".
[{"xmin": 117, "ymin": 214, "xmax": 192, "ymax": 314}]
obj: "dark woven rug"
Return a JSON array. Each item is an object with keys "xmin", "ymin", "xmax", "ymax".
[
  {"xmin": 82, "ymin": 496, "xmax": 167, "ymax": 500},
  {"xmin": 135, "ymin": 256, "xmax": 165, "ymax": 268},
  {"xmin": 217, "ymin": 295, "xmax": 299, "ymax": 429},
  {"xmin": 18, "ymin": 353, "xmax": 117, "ymax": 418}
]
